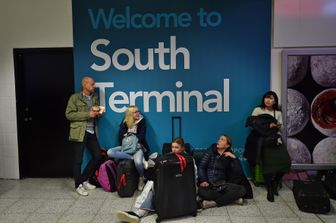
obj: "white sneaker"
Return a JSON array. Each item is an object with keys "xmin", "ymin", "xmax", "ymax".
[
  {"xmin": 116, "ymin": 210, "xmax": 140, "ymax": 223},
  {"xmin": 76, "ymin": 184, "xmax": 88, "ymax": 196},
  {"xmin": 138, "ymin": 177, "xmax": 145, "ymax": 191},
  {"xmin": 147, "ymin": 159, "xmax": 156, "ymax": 168},
  {"xmin": 83, "ymin": 180, "xmax": 96, "ymax": 190},
  {"xmin": 234, "ymin": 198, "xmax": 244, "ymax": 205},
  {"xmin": 142, "ymin": 158, "xmax": 149, "ymax": 170},
  {"xmin": 149, "ymin": 152, "xmax": 158, "ymax": 159},
  {"xmin": 202, "ymin": 200, "xmax": 217, "ymax": 209}
]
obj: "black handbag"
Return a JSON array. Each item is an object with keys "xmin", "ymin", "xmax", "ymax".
[
  {"xmin": 323, "ymin": 170, "xmax": 336, "ymax": 199},
  {"xmin": 212, "ymin": 180, "xmax": 227, "ymax": 192},
  {"xmin": 293, "ymin": 180, "xmax": 330, "ymax": 214}
]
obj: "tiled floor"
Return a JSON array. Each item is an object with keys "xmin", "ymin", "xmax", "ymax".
[{"xmin": 0, "ymin": 178, "xmax": 335, "ymax": 223}]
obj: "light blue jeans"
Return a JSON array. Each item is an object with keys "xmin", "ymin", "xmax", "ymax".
[
  {"xmin": 107, "ymin": 146, "xmax": 144, "ymax": 177},
  {"xmin": 139, "ymin": 189, "xmax": 155, "ymax": 211}
]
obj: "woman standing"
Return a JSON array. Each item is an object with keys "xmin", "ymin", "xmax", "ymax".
[{"xmin": 244, "ymin": 91, "xmax": 291, "ymax": 202}]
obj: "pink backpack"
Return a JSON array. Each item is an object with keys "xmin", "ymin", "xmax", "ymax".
[{"xmin": 97, "ymin": 160, "xmax": 117, "ymax": 192}]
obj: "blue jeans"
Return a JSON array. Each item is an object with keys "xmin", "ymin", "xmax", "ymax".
[
  {"xmin": 139, "ymin": 189, "xmax": 155, "ymax": 211},
  {"xmin": 107, "ymin": 146, "xmax": 144, "ymax": 177}
]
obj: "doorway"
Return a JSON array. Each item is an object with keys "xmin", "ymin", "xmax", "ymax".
[{"xmin": 14, "ymin": 48, "xmax": 74, "ymax": 178}]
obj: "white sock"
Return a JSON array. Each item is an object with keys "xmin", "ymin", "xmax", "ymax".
[
  {"xmin": 202, "ymin": 200, "xmax": 217, "ymax": 209},
  {"xmin": 134, "ymin": 209, "xmax": 149, "ymax": 217}
]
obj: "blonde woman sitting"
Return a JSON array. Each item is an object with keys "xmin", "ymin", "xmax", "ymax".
[{"xmin": 107, "ymin": 105, "xmax": 151, "ymax": 190}]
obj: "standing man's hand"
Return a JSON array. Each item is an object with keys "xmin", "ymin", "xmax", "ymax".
[{"xmin": 89, "ymin": 111, "xmax": 99, "ymax": 118}]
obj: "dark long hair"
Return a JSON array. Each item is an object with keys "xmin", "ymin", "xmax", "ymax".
[{"xmin": 259, "ymin": 91, "xmax": 279, "ymax": 110}]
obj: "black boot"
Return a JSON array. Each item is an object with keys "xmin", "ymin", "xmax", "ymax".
[
  {"xmin": 264, "ymin": 174, "xmax": 274, "ymax": 202},
  {"xmin": 272, "ymin": 180, "xmax": 279, "ymax": 196},
  {"xmin": 273, "ymin": 173, "xmax": 284, "ymax": 196},
  {"xmin": 267, "ymin": 185, "xmax": 274, "ymax": 202}
]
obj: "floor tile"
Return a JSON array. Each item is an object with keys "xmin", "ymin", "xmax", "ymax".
[
  {"xmin": 0, "ymin": 212, "xmax": 29, "ymax": 223},
  {"xmin": 264, "ymin": 217, "xmax": 302, "ymax": 223},
  {"xmin": 58, "ymin": 214, "xmax": 95, "ymax": 223},
  {"xmin": 256, "ymin": 201, "xmax": 296, "ymax": 218},
  {"xmin": 195, "ymin": 207, "xmax": 213, "ymax": 216},
  {"xmin": 299, "ymin": 217, "xmax": 324, "ymax": 223},
  {"xmin": 230, "ymin": 216, "xmax": 266, "ymax": 223},
  {"xmin": 91, "ymin": 213, "xmax": 116, "ymax": 223},
  {"xmin": 3, "ymin": 199, "xmax": 44, "ymax": 214},
  {"xmin": 0, "ymin": 179, "xmax": 20, "ymax": 196},
  {"xmin": 196, "ymin": 215, "xmax": 231, "ymax": 223},
  {"xmin": 35, "ymin": 199, "xmax": 75, "ymax": 214},
  {"xmin": 318, "ymin": 215, "xmax": 336, "ymax": 223},
  {"xmin": 0, "ymin": 178, "xmax": 334, "ymax": 223},
  {"xmin": 227, "ymin": 203, "xmax": 262, "ymax": 217},
  {"xmin": 65, "ymin": 198, "xmax": 105, "ymax": 215},
  {"xmin": 97, "ymin": 197, "xmax": 129, "ymax": 214},
  {"xmin": 0, "ymin": 198, "xmax": 18, "ymax": 214},
  {"xmin": 24, "ymin": 213, "xmax": 62, "ymax": 223},
  {"xmin": 210, "ymin": 206, "xmax": 229, "ymax": 216}
]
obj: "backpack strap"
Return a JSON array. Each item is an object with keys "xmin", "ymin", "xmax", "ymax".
[
  {"xmin": 106, "ymin": 160, "xmax": 117, "ymax": 191},
  {"xmin": 175, "ymin": 154, "xmax": 187, "ymax": 173},
  {"xmin": 118, "ymin": 174, "xmax": 126, "ymax": 190}
]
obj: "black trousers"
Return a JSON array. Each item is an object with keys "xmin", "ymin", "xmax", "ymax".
[
  {"xmin": 263, "ymin": 172, "xmax": 284, "ymax": 188},
  {"xmin": 72, "ymin": 132, "xmax": 101, "ymax": 188},
  {"xmin": 198, "ymin": 183, "xmax": 246, "ymax": 207}
]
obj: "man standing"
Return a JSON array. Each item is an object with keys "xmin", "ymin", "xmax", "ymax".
[{"xmin": 65, "ymin": 76, "xmax": 102, "ymax": 196}]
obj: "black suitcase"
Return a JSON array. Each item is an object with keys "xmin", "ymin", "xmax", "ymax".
[
  {"xmin": 117, "ymin": 159, "xmax": 139, "ymax": 197},
  {"xmin": 293, "ymin": 180, "xmax": 330, "ymax": 214},
  {"xmin": 154, "ymin": 153, "xmax": 197, "ymax": 222}
]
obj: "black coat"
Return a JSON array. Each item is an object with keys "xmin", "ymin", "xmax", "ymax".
[
  {"xmin": 198, "ymin": 144, "xmax": 253, "ymax": 199},
  {"xmin": 243, "ymin": 114, "xmax": 280, "ymax": 166}
]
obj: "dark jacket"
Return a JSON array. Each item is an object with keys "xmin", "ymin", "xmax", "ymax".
[
  {"xmin": 244, "ymin": 114, "xmax": 281, "ymax": 166},
  {"xmin": 245, "ymin": 114, "xmax": 279, "ymax": 137},
  {"xmin": 198, "ymin": 144, "xmax": 253, "ymax": 199},
  {"xmin": 118, "ymin": 118, "xmax": 150, "ymax": 155}
]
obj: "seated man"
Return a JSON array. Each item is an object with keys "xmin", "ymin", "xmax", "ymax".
[{"xmin": 198, "ymin": 134, "xmax": 247, "ymax": 209}]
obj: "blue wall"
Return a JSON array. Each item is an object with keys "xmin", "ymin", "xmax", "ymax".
[{"xmin": 72, "ymin": 0, "xmax": 271, "ymax": 158}]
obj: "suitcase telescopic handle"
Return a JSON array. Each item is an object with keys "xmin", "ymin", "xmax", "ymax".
[{"xmin": 172, "ymin": 116, "xmax": 182, "ymax": 141}]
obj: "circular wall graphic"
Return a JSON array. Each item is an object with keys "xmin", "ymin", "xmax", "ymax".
[
  {"xmin": 287, "ymin": 89, "xmax": 310, "ymax": 136},
  {"xmin": 311, "ymin": 55, "xmax": 336, "ymax": 87},
  {"xmin": 313, "ymin": 137, "xmax": 336, "ymax": 163},
  {"xmin": 287, "ymin": 55, "xmax": 309, "ymax": 87},
  {"xmin": 287, "ymin": 137, "xmax": 311, "ymax": 164},
  {"xmin": 311, "ymin": 88, "xmax": 336, "ymax": 136}
]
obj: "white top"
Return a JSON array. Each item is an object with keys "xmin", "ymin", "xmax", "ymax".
[{"xmin": 251, "ymin": 107, "xmax": 283, "ymax": 125}]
